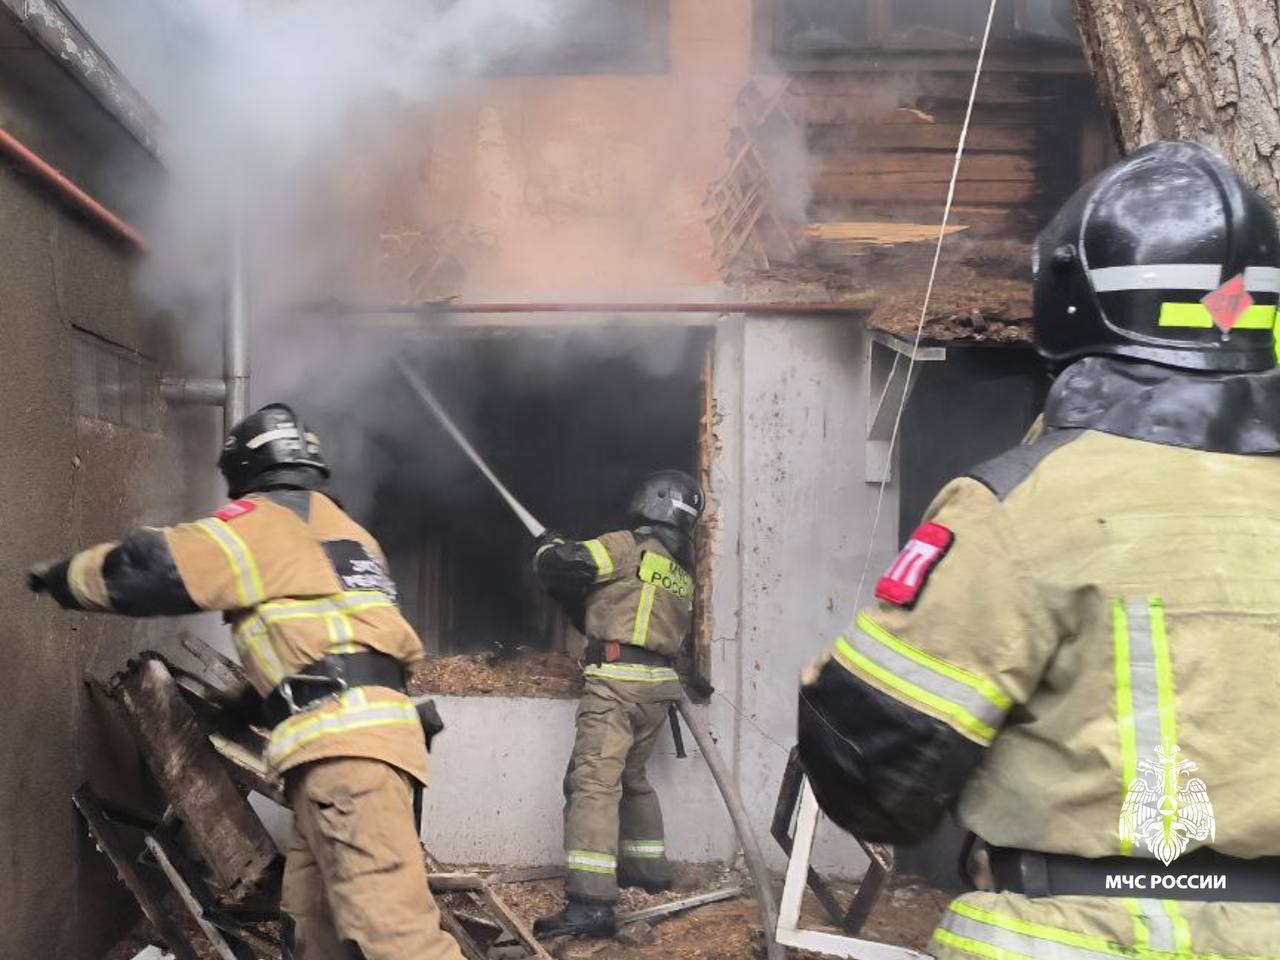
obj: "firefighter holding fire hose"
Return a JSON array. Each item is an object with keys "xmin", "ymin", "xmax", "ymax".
[
  {"xmin": 798, "ymin": 141, "xmax": 1280, "ymax": 957},
  {"xmin": 530, "ymin": 470, "xmax": 703, "ymax": 939},
  {"xmin": 28, "ymin": 403, "xmax": 464, "ymax": 960}
]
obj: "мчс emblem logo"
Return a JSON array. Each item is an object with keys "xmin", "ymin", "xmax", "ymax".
[{"xmin": 1119, "ymin": 741, "xmax": 1215, "ymax": 866}]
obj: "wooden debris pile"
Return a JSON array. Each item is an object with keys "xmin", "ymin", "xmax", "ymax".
[{"xmin": 80, "ymin": 641, "xmax": 558, "ymax": 960}]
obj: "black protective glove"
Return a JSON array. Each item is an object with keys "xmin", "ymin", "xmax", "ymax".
[
  {"xmin": 27, "ymin": 558, "xmax": 78, "ymax": 608},
  {"xmin": 686, "ymin": 674, "xmax": 715, "ymax": 699},
  {"xmin": 531, "ymin": 529, "xmax": 566, "ymax": 573},
  {"xmin": 534, "ymin": 528, "xmax": 565, "ymax": 552},
  {"xmin": 27, "ymin": 564, "xmax": 52, "ymax": 595},
  {"xmin": 216, "ymin": 683, "xmax": 267, "ymax": 730}
]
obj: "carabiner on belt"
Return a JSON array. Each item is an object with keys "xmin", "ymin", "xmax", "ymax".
[{"xmin": 278, "ymin": 673, "xmax": 348, "ymax": 715}]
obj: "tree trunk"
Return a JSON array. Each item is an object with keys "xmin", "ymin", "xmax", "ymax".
[{"xmin": 1072, "ymin": 0, "xmax": 1280, "ymax": 208}]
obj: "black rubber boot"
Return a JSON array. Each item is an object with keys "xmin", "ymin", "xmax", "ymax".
[{"xmin": 533, "ymin": 898, "xmax": 617, "ymax": 939}]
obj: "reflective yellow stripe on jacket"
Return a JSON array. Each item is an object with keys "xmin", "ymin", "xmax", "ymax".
[
  {"xmin": 197, "ymin": 518, "xmax": 265, "ymax": 607},
  {"xmin": 583, "ymin": 662, "xmax": 679, "ymax": 684},
  {"xmin": 583, "ymin": 539, "xmax": 615, "ymax": 582},
  {"xmin": 631, "ymin": 583, "xmax": 657, "ymax": 647},
  {"xmin": 934, "ymin": 900, "xmax": 1204, "ymax": 960},
  {"xmin": 266, "ymin": 687, "xmax": 420, "ymax": 769},
  {"xmin": 232, "ymin": 590, "xmax": 397, "ymax": 683},
  {"xmin": 1114, "ymin": 597, "xmax": 1180, "ymax": 858},
  {"xmin": 832, "ymin": 613, "xmax": 1010, "ymax": 746}
]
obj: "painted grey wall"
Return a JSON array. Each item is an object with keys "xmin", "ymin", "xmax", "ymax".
[
  {"xmin": 0, "ymin": 158, "xmax": 222, "ymax": 960},
  {"xmin": 706, "ymin": 316, "xmax": 900, "ymax": 875},
  {"xmin": 412, "ymin": 316, "xmax": 900, "ymax": 878}
]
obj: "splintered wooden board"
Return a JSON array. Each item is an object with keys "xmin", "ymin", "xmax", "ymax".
[{"xmin": 808, "ymin": 222, "xmax": 970, "ymax": 245}]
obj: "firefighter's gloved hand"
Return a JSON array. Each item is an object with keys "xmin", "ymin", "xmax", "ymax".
[
  {"xmin": 686, "ymin": 674, "xmax": 715, "ymax": 699},
  {"xmin": 535, "ymin": 529, "xmax": 565, "ymax": 550},
  {"xmin": 27, "ymin": 558, "xmax": 76, "ymax": 608},
  {"xmin": 218, "ymin": 683, "xmax": 266, "ymax": 730},
  {"xmin": 26, "ymin": 563, "xmax": 53, "ymax": 594},
  {"xmin": 531, "ymin": 529, "xmax": 565, "ymax": 568}
]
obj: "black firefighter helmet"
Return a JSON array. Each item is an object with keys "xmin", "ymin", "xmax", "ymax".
[
  {"xmin": 219, "ymin": 403, "xmax": 330, "ymax": 498},
  {"xmin": 628, "ymin": 470, "xmax": 704, "ymax": 534},
  {"xmin": 1033, "ymin": 140, "xmax": 1280, "ymax": 372}
]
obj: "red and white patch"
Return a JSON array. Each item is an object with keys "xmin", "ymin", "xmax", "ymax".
[
  {"xmin": 1201, "ymin": 273, "xmax": 1254, "ymax": 332},
  {"xmin": 875, "ymin": 522, "xmax": 954, "ymax": 608},
  {"xmin": 214, "ymin": 499, "xmax": 256, "ymax": 522}
]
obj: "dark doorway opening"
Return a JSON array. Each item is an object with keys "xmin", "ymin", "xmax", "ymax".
[
  {"xmin": 898, "ymin": 343, "xmax": 1048, "ymax": 538},
  {"xmin": 364, "ymin": 327, "xmax": 710, "ymax": 659}
]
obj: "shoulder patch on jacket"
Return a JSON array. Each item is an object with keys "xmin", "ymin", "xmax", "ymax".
[
  {"xmin": 964, "ymin": 429, "xmax": 1084, "ymax": 501},
  {"xmin": 323, "ymin": 539, "xmax": 399, "ymax": 603},
  {"xmin": 876, "ymin": 522, "xmax": 953, "ymax": 608},
  {"xmin": 214, "ymin": 499, "xmax": 256, "ymax": 522}
]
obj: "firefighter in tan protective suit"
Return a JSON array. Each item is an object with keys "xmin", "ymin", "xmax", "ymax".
[
  {"xmin": 530, "ymin": 470, "xmax": 704, "ymax": 939},
  {"xmin": 798, "ymin": 141, "xmax": 1280, "ymax": 958},
  {"xmin": 28, "ymin": 403, "xmax": 465, "ymax": 960}
]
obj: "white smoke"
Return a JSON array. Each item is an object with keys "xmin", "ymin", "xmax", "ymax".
[
  {"xmin": 66, "ymin": 0, "xmax": 710, "ymax": 524},
  {"xmin": 70, "ymin": 0, "xmax": 585, "ymax": 342}
]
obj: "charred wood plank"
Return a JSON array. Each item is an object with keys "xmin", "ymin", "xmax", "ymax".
[
  {"xmin": 112, "ymin": 656, "xmax": 279, "ymax": 900},
  {"xmin": 812, "ymin": 173, "xmax": 1036, "ymax": 206},
  {"xmin": 809, "ymin": 122, "xmax": 1036, "ymax": 154},
  {"xmin": 73, "ymin": 785, "xmax": 200, "ymax": 960},
  {"xmin": 428, "ymin": 872, "xmax": 486, "ymax": 892},
  {"xmin": 486, "ymin": 864, "xmax": 567, "ymax": 885}
]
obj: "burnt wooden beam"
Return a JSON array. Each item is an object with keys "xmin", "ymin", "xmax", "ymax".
[
  {"xmin": 111, "ymin": 656, "xmax": 279, "ymax": 900},
  {"xmin": 73, "ymin": 785, "xmax": 200, "ymax": 960}
]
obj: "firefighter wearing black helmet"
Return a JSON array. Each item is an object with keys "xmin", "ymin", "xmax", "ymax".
[
  {"xmin": 531, "ymin": 470, "xmax": 703, "ymax": 939},
  {"xmin": 28, "ymin": 404, "xmax": 464, "ymax": 960},
  {"xmin": 798, "ymin": 141, "xmax": 1280, "ymax": 958}
]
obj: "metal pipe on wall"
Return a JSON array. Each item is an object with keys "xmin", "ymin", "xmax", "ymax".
[
  {"xmin": 224, "ymin": 222, "xmax": 250, "ymax": 431},
  {"xmin": 159, "ymin": 378, "xmax": 228, "ymax": 406},
  {"xmin": 309, "ymin": 300, "xmax": 871, "ymax": 318},
  {"xmin": 0, "ymin": 124, "xmax": 147, "ymax": 252}
]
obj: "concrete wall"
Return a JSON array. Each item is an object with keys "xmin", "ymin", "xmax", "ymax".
[
  {"xmin": 419, "ymin": 317, "xmax": 899, "ymax": 878},
  {"xmin": 0, "ymin": 80, "xmax": 220, "ymax": 960},
  {"xmin": 708, "ymin": 316, "xmax": 900, "ymax": 874}
]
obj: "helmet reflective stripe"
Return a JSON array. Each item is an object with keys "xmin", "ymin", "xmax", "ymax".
[
  {"xmin": 1159, "ymin": 303, "xmax": 1277, "ymax": 329},
  {"xmin": 1090, "ymin": 264, "xmax": 1280, "ymax": 294},
  {"xmin": 246, "ymin": 426, "xmax": 301, "ymax": 449},
  {"xmin": 671, "ymin": 498, "xmax": 699, "ymax": 517}
]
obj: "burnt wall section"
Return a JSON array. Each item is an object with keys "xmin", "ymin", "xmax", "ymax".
[{"xmin": 0, "ymin": 80, "xmax": 212, "ymax": 960}]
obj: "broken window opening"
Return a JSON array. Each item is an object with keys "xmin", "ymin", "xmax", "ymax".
[
  {"xmin": 364, "ymin": 326, "xmax": 713, "ymax": 697},
  {"xmin": 485, "ymin": 0, "xmax": 669, "ymax": 77}
]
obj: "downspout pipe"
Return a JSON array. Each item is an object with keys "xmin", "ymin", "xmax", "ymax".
[
  {"xmin": 164, "ymin": 235, "xmax": 248, "ymax": 426},
  {"xmin": 224, "ymin": 225, "xmax": 250, "ymax": 432}
]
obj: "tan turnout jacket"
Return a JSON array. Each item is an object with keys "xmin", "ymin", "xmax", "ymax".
[{"xmin": 65, "ymin": 491, "xmax": 428, "ymax": 782}]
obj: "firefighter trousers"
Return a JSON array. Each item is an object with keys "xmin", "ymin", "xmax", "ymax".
[
  {"xmin": 562, "ymin": 688, "xmax": 674, "ymax": 902},
  {"xmin": 281, "ymin": 757, "xmax": 464, "ymax": 960}
]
